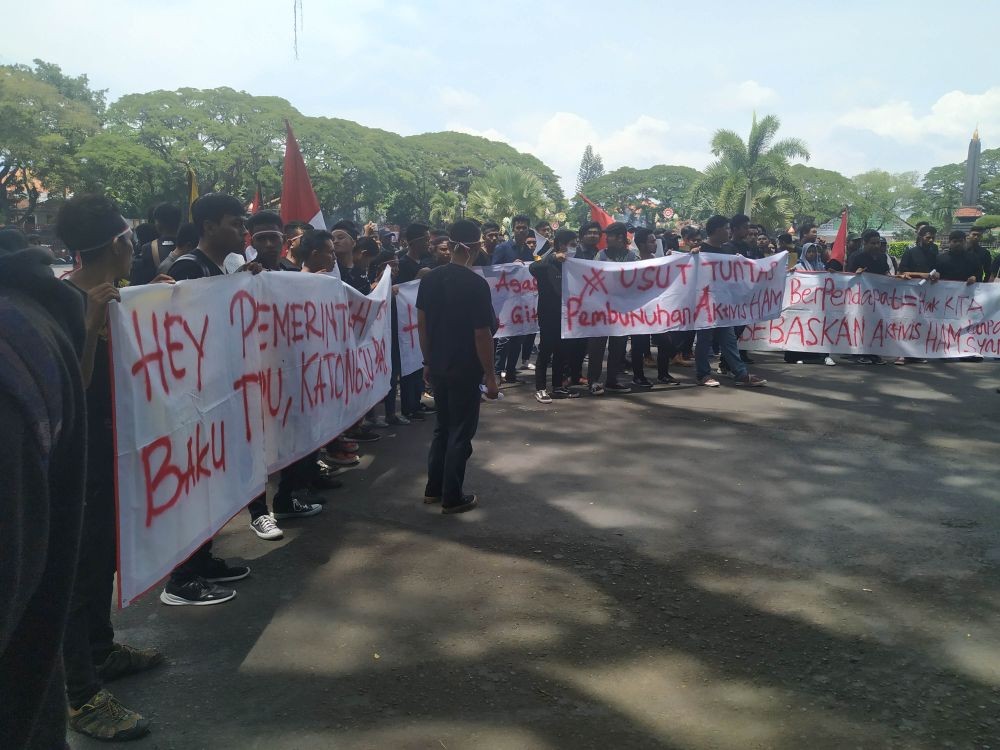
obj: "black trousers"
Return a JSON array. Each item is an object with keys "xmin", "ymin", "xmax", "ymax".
[
  {"xmin": 566, "ymin": 338, "xmax": 588, "ymax": 383},
  {"xmin": 63, "ymin": 481, "xmax": 117, "ymax": 708},
  {"xmin": 496, "ymin": 335, "xmax": 525, "ymax": 377},
  {"xmin": 632, "ymin": 333, "xmax": 677, "ymax": 381},
  {"xmin": 247, "ymin": 451, "xmax": 320, "ymax": 519},
  {"xmin": 169, "ymin": 540, "xmax": 215, "ymax": 585},
  {"xmin": 535, "ymin": 322, "xmax": 565, "ymax": 390},
  {"xmin": 425, "ymin": 376, "xmax": 482, "ymax": 507},
  {"xmin": 587, "ymin": 336, "xmax": 628, "ymax": 386}
]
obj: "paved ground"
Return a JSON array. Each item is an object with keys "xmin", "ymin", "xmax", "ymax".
[{"xmin": 70, "ymin": 352, "xmax": 1000, "ymax": 750}]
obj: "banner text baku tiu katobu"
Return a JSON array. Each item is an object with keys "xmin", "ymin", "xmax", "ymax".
[{"xmin": 109, "ymin": 269, "xmax": 392, "ymax": 606}]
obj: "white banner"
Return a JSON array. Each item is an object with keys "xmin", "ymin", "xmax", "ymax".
[
  {"xmin": 740, "ymin": 271, "xmax": 1000, "ymax": 358},
  {"xmin": 109, "ymin": 270, "xmax": 392, "ymax": 606},
  {"xmin": 561, "ymin": 251, "xmax": 788, "ymax": 338},
  {"xmin": 394, "ymin": 264, "xmax": 541, "ymax": 377},
  {"xmin": 475, "ymin": 262, "xmax": 539, "ymax": 337},
  {"xmin": 395, "ymin": 279, "xmax": 423, "ymax": 377}
]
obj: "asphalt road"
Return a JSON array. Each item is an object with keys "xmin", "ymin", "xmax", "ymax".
[{"xmin": 69, "ymin": 352, "xmax": 1000, "ymax": 750}]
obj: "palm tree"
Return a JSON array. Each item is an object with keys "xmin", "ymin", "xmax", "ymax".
[
  {"xmin": 691, "ymin": 114, "xmax": 809, "ymax": 220},
  {"xmin": 428, "ymin": 190, "xmax": 462, "ymax": 226},
  {"xmin": 466, "ymin": 165, "xmax": 552, "ymax": 223}
]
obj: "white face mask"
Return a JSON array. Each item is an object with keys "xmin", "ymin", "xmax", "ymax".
[{"xmin": 566, "ymin": 243, "xmax": 579, "ymax": 255}]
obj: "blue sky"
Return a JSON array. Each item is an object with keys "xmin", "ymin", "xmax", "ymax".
[{"xmin": 6, "ymin": 0, "xmax": 999, "ymax": 193}]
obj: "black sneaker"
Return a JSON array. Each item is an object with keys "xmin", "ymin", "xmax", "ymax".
[
  {"xmin": 273, "ymin": 496, "xmax": 323, "ymax": 520},
  {"xmin": 604, "ymin": 381, "xmax": 631, "ymax": 393},
  {"xmin": 657, "ymin": 375, "xmax": 680, "ymax": 386},
  {"xmin": 552, "ymin": 387, "xmax": 581, "ymax": 399},
  {"xmin": 418, "ymin": 403, "xmax": 436, "ymax": 414},
  {"xmin": 631, "ymin": 377, "xmax": 653, "ymax": 389},
  {"xmin": 405, "ymin": 410, "xmax": 426, "ymax": 421},
  {"xmin": 159, "ymin": 577, "xmax": 236, "ymax": 606},
  {"xmin": 442, "ymin": 494, "xmax": 478, "ymax": 514},
  {"xmin": 198, "ymin": 556, "xmax": 250, "ymax": 583},
  {"xmin": 345, "ymin": 427, "xmax": 381, "ymax": 443}
]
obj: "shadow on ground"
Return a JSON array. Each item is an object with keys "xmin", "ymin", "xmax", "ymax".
[{"xmin": 71, "ymin": 353, "xmax": 1000, "ymax": 750}]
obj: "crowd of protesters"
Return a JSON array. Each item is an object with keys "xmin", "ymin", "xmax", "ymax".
[{"xmin": 1, "ymin": 190, "xmax": 997, "ymax": 746}]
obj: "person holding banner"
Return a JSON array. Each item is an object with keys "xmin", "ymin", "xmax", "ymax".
[
  {"xmin": 57, "ymin": 195, "xmax": 165, "ymax": 740},
  {"xmin": 492, "ymin": 215, "xmax": 535, "ymax": 383},
  {"xmin": 530, "ymin": 229, "xmax": 580, "ymax": 403},
  {"xmin": 397, "ymin": 224, "xmax": 437, "ymax": 421},
  {"xmin": 565, "ymin": 221, "xmax": 604, "ymax": 387},
  {"xmin": 587, "ymin": 222, "xmax": 639, "ymax": 395},
  {"xmin": 160, "ymin": 194, "xmax": 256, "ymax": 606},
  {"xmin": 846, "ymin": 230, "xmax": 891, "ymax": 365},
  {"xmin": 417, "ymin": 219, "xmax": 498, "ymax": 514},
  {"xmin": 693, "ymin": 216, "xmax": 767, "ymax": 388}
]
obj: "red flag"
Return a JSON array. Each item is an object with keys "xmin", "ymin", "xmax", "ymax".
[
  {"xmin": 831, "ymin": 207, "xmax": 848, "ymax": 263},
  {"xmin": 281, "ymin": 121, "xmax": 325, "ymax": 229},
  {"xmin": 579, "ymin": 193, "xmax": 613, "ymax": 250},
  {"xmin": 248, "ymin": 185, "xmax": 262, "ymax": 215}
]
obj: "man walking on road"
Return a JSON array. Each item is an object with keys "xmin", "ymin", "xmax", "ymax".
[{"xmin": 418, "ymin": 220, "xmax": 499, "ymax": 514}]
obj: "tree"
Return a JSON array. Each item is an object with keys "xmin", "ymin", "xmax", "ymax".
[
  {"xmin": 24, "ymin": 59, "xmax": 107, "ymax": 119},
  {"xmin": 690, "ymin": 113, "xmax": 809, "ymax": 220},
  {"xmin": 575, "ymin": 144, "xmax": 605, "ymax": 194},
  {"xmin": 466, "ymin": 165, "xmax": 553, "ymax": 224},
  {"xmin": 428, "ymin": 190, "xmax": 463, "ymax": 226},
  {"xmin": 914, "ymin": 162, "xmax": 965, "ymax": 224},
  {"xmin": 788, "ymin": 164, "xmax": 858, "ymax": 226},
  {"xmin": 0, "ymin": 62, "xmax": 101, "ymax": 223},
  {"xmin": 974, "ymin": 215, "xmax": 1000, "ymax": 230},
  {"xmin": 75, "ymin": 133, "xmax": 178, "ymax": 218},
  {"xmin": 850, "ymin": 170, "xmax": 920, "ymax": 232},
  {"xmin": 569, "ymin": 165, "xmax": 701, "ymax": 227}
]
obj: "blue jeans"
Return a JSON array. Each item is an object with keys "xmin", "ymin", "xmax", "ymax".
[{"xmin": 695, "ymin": 327, "xmax": 747, "ymax": 380}]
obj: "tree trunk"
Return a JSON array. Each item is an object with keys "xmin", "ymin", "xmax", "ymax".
[{"xmin": 743, "ymin": 184, "xmax": 752, "ymax": 218}]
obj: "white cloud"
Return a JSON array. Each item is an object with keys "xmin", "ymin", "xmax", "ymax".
[
  {"xmin": 721, "ymin": 80, "xmax": 779, "ymax": 109},
  {"xmin": 838, "ymin": 88, "xmax": 1000, "ymax": 144}
]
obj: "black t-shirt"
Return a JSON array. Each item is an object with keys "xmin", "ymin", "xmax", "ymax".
[
  {"xmin": 167, "ymin": 249, "xmax": 225, "ymax": 280},
  {"xmin": 846, "ymin": 249, "xmax": 890, "ymax": 276},
  {"xmin": 66, "ymin": 281, "xmax": 115, "ymax": 487},
  {"xmin": 397, "ymin": 253, "xmax": 427, "ymax": 283},
  {"xmin": 130, "ymin": 238, "xmax": 176, "ymax": 286},
  {"xmin": 936, "ymin": 250, "xmax": 981, "ymax": 282},
  {"xmin": 898, "ymin": 244, "xmax": 938, "ymax": 274},
  {"xmin": 970, "ymin": 245, "xmax": 992, "ymax": 281},
  {"xmin": 416, "ymin": 263, "xmax": 496, "ymax": 380},
  {"xmin": 278, "ymin": 257, "xmax": 300, "ymax": 271}
]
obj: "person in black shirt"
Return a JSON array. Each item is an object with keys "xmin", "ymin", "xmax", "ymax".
[
  {"xmin": 129, "ymin": 202, "xmax": 182, "ymax": 286},
  {"xmin": 564, "ymin": 220, "xmax": 603, "ymax": 386},
  {"xmin": 331, "ymin": 219, "xmax": 371, "ymax": 294},
  {"xmin": 966, "ymin": 228, "xmax": 992, "ymax": 282},
  {"xmin": 477, "ymin": 221, "xmax": 501, "ymax": 266},
  {"xmin": 0, "ymin": 231, "xmax": 89, "ymax": 750},
  {"xmin": 396, "ymin": 223, "xmax": 436, "ymax": 421},
  {"xmin": 846, "ymin": 229, "xmax": 891, "ymax": 277},
  {"xmin": 898, "ymin": 224, "xmax": 938, "ymax": 277},
  {"xmin": 57, "ymin": 195, "xmax": 166, "ymax": 740},
  {"xmin": 933, "ymin": 230, "xmax": 979, "ymax": 284},
  {"xmin": 281, "ymin": 220, "xmax": 311, "ymax": 270},
  {"xmin": 846, "ymin": 230, "xmax": 892, "ymax": 364},
  {"xmin": 160, "ymin": 194, "xmax": 256, "ymax": 605},
  {"xmin": 530, "ymin": 229, "xmax": 580, "ymax": 403},
  {"xmin": 417, "ymin": 220, "xmax": 498, "ymax": 514}
]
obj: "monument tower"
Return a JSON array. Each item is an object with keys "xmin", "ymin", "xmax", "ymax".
[{"xmin": 953, "ymin": 128, "xmax": 984, "ymax": 231}]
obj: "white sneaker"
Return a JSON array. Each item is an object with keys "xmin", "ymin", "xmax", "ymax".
[
  {"xmin": 824, "ymin": 356, "xmax": 836, "ymax": 366},
  {"xmin": 535, "ymin": 389, "xmax": 552, "ymax": 404},
  {"xmin": 372, "ymin": 416, "xmax": 389, "ymax": 428},
  {"xmin": 250, "ymin": 514, "xmax": 284, "ymax": 541},
  {"xmin": 524, "ymin": 361, "xmax": 536, "ymax": 371}
]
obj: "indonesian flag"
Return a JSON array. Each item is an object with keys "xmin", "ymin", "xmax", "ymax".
[
  {"xmin": 831, "ymin": 208, "xmax": 848, "ymax": 264},
  {"xmin": 579, "ymin": 193, "xmax": 613, "ymax": 250},
  {"xmin": 281, "ymin": 121, "xmax": 325, "ymax": 229}
]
